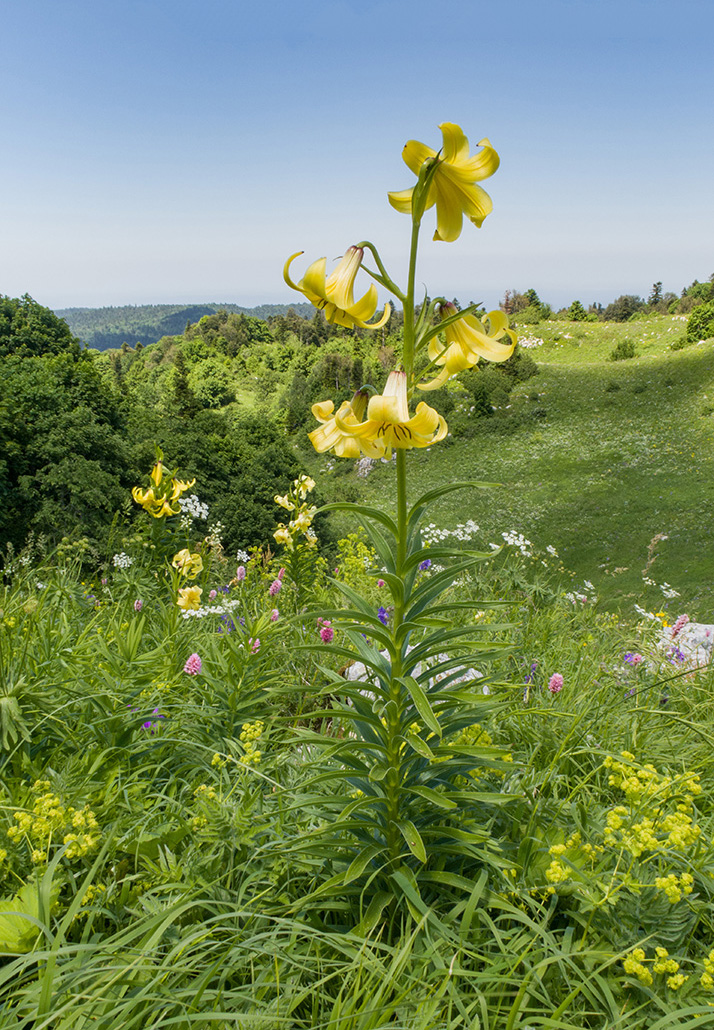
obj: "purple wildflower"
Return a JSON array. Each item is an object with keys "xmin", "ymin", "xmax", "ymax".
[
  {"xmin": 418, "ymin": 559, "xmax": 432, "ymax": 571},
  {"xmin": 377, "ymin": 606, "xmax": 390, "ymax": 626}
]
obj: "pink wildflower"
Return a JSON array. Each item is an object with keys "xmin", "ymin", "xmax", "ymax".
[
  {"xmin": 377, "ymin": 579, "xmax": 385, "ymax": 588},
  {"xmin": 270, "ymin": 609, "xmax": 279, "ymax": 621},
  {"xmin": 269, "ymin": 579, "xmax": 282, "ymax": 596},
  {"xmin": 278, "ymin": 567, "xmax": 285, "ymax": 580},
  {"xmin": 671, "ymin": 614, "xmax": 689, "ymax": 638},
  {"xmin": 319, "ymin": 620, "xmax": 334, "ymax": 644},
  {"xmin": 134, "ymin": 599, "xmax": 143, "ymax": 612},
  {"xmin": 184, "ymin": 653, "xmax": 202, "ymax": 676},
  {"xmin": 236, "ymin": 565, "xmax": 246, "ymax": 581},
  {"xmin": 209, "ymin": 589, "xmax": 217, "ymax": 600},
  {"xmin": 250, "ymin": 638, "xmax": 261, "ymax": 654},
  {"xmin": 548, "ymin": 673, "xmax": 563, "ymax": 694}
]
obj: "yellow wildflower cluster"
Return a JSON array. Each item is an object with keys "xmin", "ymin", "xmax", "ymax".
[
  {"xmin": 654, "ymin": 872, "xmax": 694, "ymax": 904},
  {"xmin": 239, "ymin": 721, "xmax": 264, "ymax": 766},
  {"xmin": 623, "ymin": 946, "xmax": 689, "ymax": 991},
  {"xmin": 274, "ymin": 475, "xmax": 317, "ymax": 550},
  {"xmin": 132, "ymin": 449, "xmax": 195, "ymax": 519},
  {"xmin": 653, "ymin": 947, "xmax": 681, "ymax": 976},
  {"xmin": 7, "ymin": 781, "xmax": 101, "ymax": 862},
  {"xmin": 545, "ymin": 832, "xmax": 602, "ymax": 885},
  {"xmin": 701, "ymin": 949, "xmax": 714, "ymax": 990},
  {"xmin": 623, "ymin": 947, "xmax": 653, "ymax": 986},
  {"xmin": 602, "ymin": 753, "xmax": 702, "ymax": 858}
]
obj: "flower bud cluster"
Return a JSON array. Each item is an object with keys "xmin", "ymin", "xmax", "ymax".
[{"xmin": 239, "ymin": 721, "xmax": 264, "ymax": 765}]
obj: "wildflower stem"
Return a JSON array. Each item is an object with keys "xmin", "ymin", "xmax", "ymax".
[{"xmin": 402, "ymin": 218, "xmax": 421, "ymax": 385}]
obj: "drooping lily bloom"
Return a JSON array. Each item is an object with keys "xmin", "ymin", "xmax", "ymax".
[
  {"xmin": 333, "ymin": 370, "xmax": 448, "ymax": 460},
  {"xmin": 388, "ymin": 123, "xmax": 499, "ymax": 242},
  {"xmin": 132, "ymin": 468, "xmax": 196, "ymax": 519},
  {"xmin": 131, "ymin": 486, "xmax": 178, "ymax": 518},
  {"xmin": 309, "ymin": 390, "xmax": 381, "ymax": 458},
  {"xmin": 172, "ymin": 548, "xmax": 204, "ymax": 579},
  {"xmin": 284, "ymin": 246, "xmax": 391, "ymax": 330},
  {"xmin": 418, "ymin": 303, "xmax": 517, "ymax": 390}
]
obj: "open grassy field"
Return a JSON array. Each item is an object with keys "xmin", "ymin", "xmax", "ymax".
[{"xmin": 309, "ymin": 316, "xmax": 714, "ymax": 621}]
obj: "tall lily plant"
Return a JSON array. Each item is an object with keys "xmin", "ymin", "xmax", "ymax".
[{"xmin": 284, "ymin": 123, "xmax": 519, "ymax": 918}]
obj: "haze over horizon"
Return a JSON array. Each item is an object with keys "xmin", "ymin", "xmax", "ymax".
[{"xmin": 2, "ymin": 0, "xmax": 712, "ymax": 314}]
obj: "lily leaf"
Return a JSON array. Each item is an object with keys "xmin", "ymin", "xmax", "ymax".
[
  {"xmin": 344, "ymin": 844, "xmax": 387, "ymax": 884},
  {"xmin": 396, "ymin": 675, "xmax": 441, "ymax": 737},
  {"xmin": 396, "ymin": 819, "xmax": 427, "ymax": 863}
]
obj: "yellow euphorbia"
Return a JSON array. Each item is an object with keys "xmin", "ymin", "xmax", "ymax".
[
  {"xmin": 418, "ymin": 303, "xmax": 517, "ymax": 390},
  {"xmin": 172, "ymin": 549, "xmax": 203, "ymax": 579},
  {"xmin": 312, "ymin": 371, "xmax": 447, "ymax": 460},
  {"xmin": 177, "ymin": 586, "xmax": 202, "ymax": 611},
  {"xmin": 388, "ymin": 122, "xmax": 499, "ymax": 242},
  {"xmin": 284, "ymin": 246, "xmax": 391, "ymax": 330}
]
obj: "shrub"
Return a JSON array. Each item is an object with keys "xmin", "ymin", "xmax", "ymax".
[
  {"xmin": 610, "ymin": 338, "xmax": 637, "ymax": 361},
  {"xmin": 686, "ymin": 299, "xmax": 714, "ymax": 343}
]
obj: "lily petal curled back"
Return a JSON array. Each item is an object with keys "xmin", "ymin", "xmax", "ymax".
[
  {"xmin": 284, "ymin": 246, "xmax": 391, "ymax": 330},
  {"xmin": 418, "ymin": 303, "xmax": 517, "ymax": 391},
  {"xmin": 388, "ymin": 123, "xmax": 499, "ymax": 242}
]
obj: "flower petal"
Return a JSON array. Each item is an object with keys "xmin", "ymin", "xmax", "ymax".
[
  {"xmin": 300, "ymin": 257, "xmax": 329, "ymax": 305},
  {"xmin": 387, "ymin": 187, "xmax": 416, "ymax": 214},
  {"xmin": 401, "ymin": 139, "xmax": 436, "ymax": 176}
]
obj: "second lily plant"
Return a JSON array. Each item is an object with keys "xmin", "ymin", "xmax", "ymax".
[{"xmin": 284, "ymin": 123, "xmax": 518, "ymax": 920}]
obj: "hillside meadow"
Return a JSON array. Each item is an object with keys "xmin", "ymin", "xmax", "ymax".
[
  {"xmin": 2, "ymin": 297, "xmax": 714, "ymax": 1027},
  {"xmin": 310, "ymin": 316, "xmax": 714, "ymax": 622}
]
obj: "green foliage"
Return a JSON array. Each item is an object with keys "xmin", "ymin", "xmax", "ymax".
[
  {"xmin": 188, "ymin": 357, "xmax": 235, "ymax": 408},
  {"xmin": 567, "ymin": 299, "xmax": 595, "ymax": 322},
  {"xmin": 56, "ymin": 301, "xmax": 314, "ymax": 351},
  {"xmin": 609, "ymin": 338, "xmax": 638, "ymax": 361},
  {"xmin": 603, "ymin": 294, "xmax": 646, "ymax": 322},
  {"xmin": 686, "ymin": 299, "xmax": 714, "ymax": 342},
  {"xmin": 0, "ymin": 294, "xmax": 79, "ymax": 359}
]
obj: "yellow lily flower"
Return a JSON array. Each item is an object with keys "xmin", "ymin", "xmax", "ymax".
[
  {"xmin": 273, "ymin": 525, "xmax": 293, "ymax": 548},
  {"xmin": 172, "ymin": 549, "xmax": 204, "ymax": 579},
  {"xmin": 418, "ymin": 303, "xmax": 517, "ymax": 391},
  {"xmin": 177, "ymin": 586, "xmax": 202, "ymax": 611},
  {"xmin": 388, "ymin": 123, "xmax": 499, "ymax": 242},
  {"xmin": 170, "ymin": 477, "xmax": 196, "ymax": 501},
  {"xmin": 335, "ymin": 371, "xmax": 448, "ymax": 460},
  {"xmin": 150, "ymin": 461, "xmax": 167, "ymax": 487},
  {"xmin": 131, "ymin": 486, "xmax": 176, "ymax": 519},
  {"xmin": 284, "ymin": 246, "xmax": 391, "ymax": 330},
  {"xmin": 309, "ymin": 390, "xmax": 383, "ymax": 458}
]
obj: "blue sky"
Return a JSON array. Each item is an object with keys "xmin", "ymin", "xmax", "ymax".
[{"xmin": 1, "ymin": 0, "xmax": 712, "ymax": 311}]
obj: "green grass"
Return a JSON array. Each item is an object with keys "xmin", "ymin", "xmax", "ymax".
[{"xmin": 309, "ymin": 318, "xmax": 714, "ymax": 620}]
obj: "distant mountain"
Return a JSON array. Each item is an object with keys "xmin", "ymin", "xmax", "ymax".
[{"xmin": 55, "ymin": 302, "xmax": 315, "ymax": 351}]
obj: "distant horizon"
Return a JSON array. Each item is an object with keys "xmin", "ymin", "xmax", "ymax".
[{"xmin": 49, "ymin": 279, "xmax": 704, "ymax": 318}]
